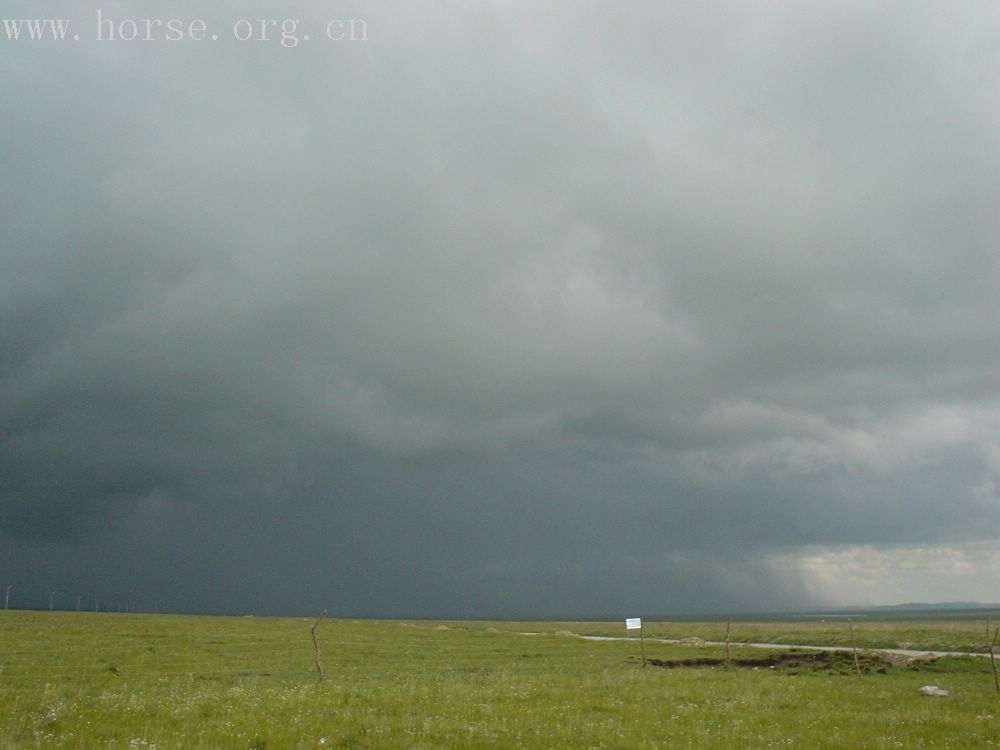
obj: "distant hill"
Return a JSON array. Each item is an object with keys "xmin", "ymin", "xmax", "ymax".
[{"xmin": 842, "ymin": 601, "xmax": 1000, "ymax": 612}]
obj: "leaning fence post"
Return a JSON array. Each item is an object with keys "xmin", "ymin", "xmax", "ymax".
[
  {"xmin": 849, "ymin": 619, "xmax": 862, "ymax": 679},
  {"xmin": 311, "ymin": 610, "xmax": 327, "ymax": 681}
]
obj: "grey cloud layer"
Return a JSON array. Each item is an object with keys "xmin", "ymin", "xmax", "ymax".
[{"xmin": 2, "ymin": 1, "xmax": 999, "ymax": 614}]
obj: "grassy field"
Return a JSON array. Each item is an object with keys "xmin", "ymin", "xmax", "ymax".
[{"xmin": 2, "ymin": 611, "xmax": 999, "ymax": 749}]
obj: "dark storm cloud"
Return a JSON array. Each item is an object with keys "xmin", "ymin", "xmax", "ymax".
[{"xmin": 2, "ymin": 1, "xmax": 1000, "ymax": 614}]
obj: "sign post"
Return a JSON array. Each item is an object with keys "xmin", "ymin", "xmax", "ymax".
[{"xmin": 626, "ymin": 617, "xmax": 646, "ymax": 666}]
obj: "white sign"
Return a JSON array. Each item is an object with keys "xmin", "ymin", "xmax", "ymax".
[{"xmin": 625, "ymin": 617, "xmax": 642, "ymax": 630}]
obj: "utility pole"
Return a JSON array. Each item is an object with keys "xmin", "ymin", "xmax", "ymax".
[
  {"xmin": 49, "ymin": 591, "xmax": 56, "ymax": 611},
  {"xmin": 4, "ymin": 585, "xmax": 10, "ymax": 610}
]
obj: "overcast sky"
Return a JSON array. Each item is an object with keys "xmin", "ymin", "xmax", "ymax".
[{"xmin": 3, "ymin": 1, "xmax": 1000, "ymax": 617}]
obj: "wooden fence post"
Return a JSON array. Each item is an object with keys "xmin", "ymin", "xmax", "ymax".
[
  {"xmin": 311, "ymin": 611, "xmax": 327, "ymax": 682},
  {"xmin": 726, "ymin": 618, "xmax": 732, "ymax": 665},
  {"xmin": 989, "ymin": 625, "xmax": 999, "ymax": 694},
  {"xmin": 849, "ymin": 619, "xmax": 862, "ymax": 679}
]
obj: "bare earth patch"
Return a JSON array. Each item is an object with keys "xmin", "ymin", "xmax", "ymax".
[{"xmin": 646, "ymin": 650, "xmax": 907, "ymax": 674}]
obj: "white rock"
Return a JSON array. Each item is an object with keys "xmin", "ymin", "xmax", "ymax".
[{"xmin": 918, "ymin": 685, "xmax": 949, "ymax": 697}]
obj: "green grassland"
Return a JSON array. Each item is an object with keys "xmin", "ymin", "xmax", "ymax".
[{"xmin": 2, "ymin": 611, "xmax": 999, "ymax": 749}]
